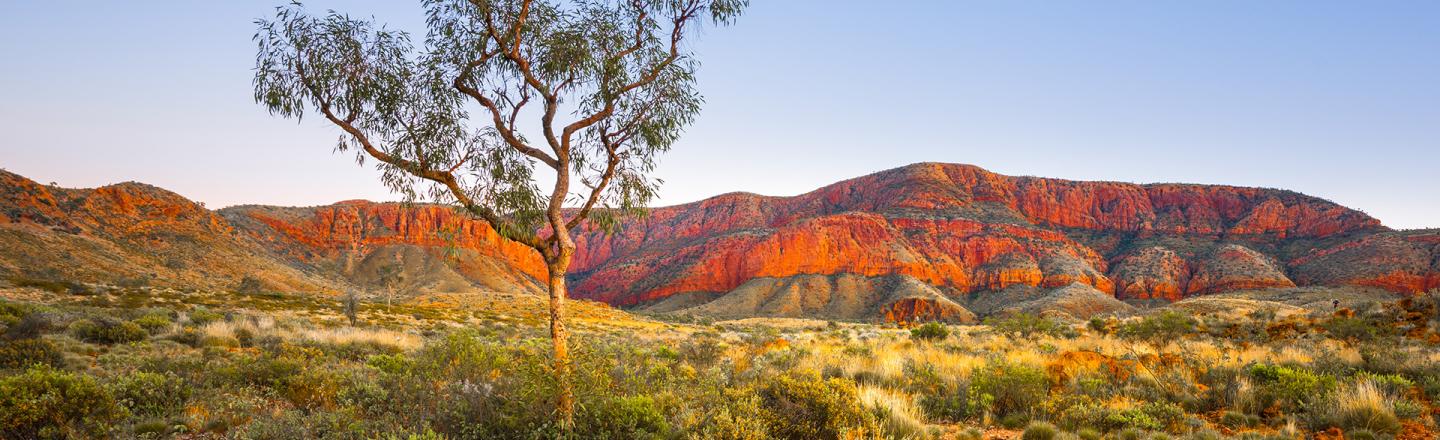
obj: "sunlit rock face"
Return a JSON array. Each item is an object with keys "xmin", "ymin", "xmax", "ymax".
[
  {"xmin": 563, "ymin": 162, "xmax": 1424, "ymax": 318},
  {"xmin": 2, "ymin": 162, "xmax": 1432, "ymax": 321}
]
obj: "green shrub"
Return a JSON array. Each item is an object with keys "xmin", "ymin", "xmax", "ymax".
[
  {"xmin": 1323, "ymin": 317, "xmax": 1380, "ymax": 344},
  {"xmin": 1343, "ymin": 429, "xmax": 1380, "ymax": 440},
  {"xmin": 1219, "ymin": 411, "xmax": 1250, "ymax": 428},
  {"xmin": 1246, "ymin": 364, "xmax": 1337, "ymax": 414},
  {"xmin": 0, "ymin": 338, "xmax": 64, "ymax": 369},
  {"xmin": 1021, "ymin": 421, "xmax": 1059, "ymax": 440},
  {"xmin": 755, "ymin": 373, "xmax": 879, "ymax": 439},
  {"xmin": 109, "ymin": 371, "xmax": 191, "ymax": 418},
  {"xmin": 0, "ymin": 366, "xmax": 124, "ymax": 439},
  {"xmin": 70, "ymin": 318, "xmax": 148, "ymax": 344},
  {"xmin": 1076, "ymin": 428, "xmax": 1102, "ymax": 440},
  {"xmin": 131, "ymin": 313, "xmax": 173, "ymax": 335},
  {"xmin": 187, "ymin": 307, "xmax": 223, "ymax": 326},
  {"xmin": 910, "ymin": 322, "xmax": 949, "ymax": 341},
  {"xmin": 1115, "ymin": 428, "xmax": 1143, "ymax": 440},
  {"xmin": 1117, "ymin": 311, "xmax": 1196, "ymax": 349},
  {"xmin": 580, "ymin": 395, "xmax": 672, "ymax": 440},
  {"xmin": 987, "ymin": 314, "xmax": 1073, "ymax": 339},
  {"xmin": 1392, "ymin": 398, "xmax": 1423, "ymax": 420},
  {"xmin": 679, "ymin": 332, "xmax": 725, "ymax": 368},
  {"xmin": 957, "ymin": 427, "xmax": 984, "ymax": 440},
  {"xmin": 969, "ymin": 360, "xmax": 1048, "ymax": 418}
]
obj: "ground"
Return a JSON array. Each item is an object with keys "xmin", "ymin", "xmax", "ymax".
[{"xmin": 1, "ymin": 282, "xmax": 1438, "ymax": 439}]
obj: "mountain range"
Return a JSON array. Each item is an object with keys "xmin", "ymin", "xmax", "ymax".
[{"xmin": 2, "ymin": 163, "xmax": 1435, "ymax": 323}]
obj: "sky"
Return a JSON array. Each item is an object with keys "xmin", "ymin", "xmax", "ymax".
[{"xmin": 1, "ymin": 1, "xmax": 1437, "ymax": 229}]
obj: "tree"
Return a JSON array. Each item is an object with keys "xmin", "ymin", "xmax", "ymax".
[{"xmin": 253, "ymin": 0, "xmax": 745, "ymax": 428}]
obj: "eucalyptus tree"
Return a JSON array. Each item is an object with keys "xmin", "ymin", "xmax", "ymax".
[{"xmin": 253, "ymin": 0, "xmax": 745, "ymax": 428}]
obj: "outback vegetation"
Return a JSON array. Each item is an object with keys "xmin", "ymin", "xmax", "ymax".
[
  {"xmin": 3, "ymin": 280, "xmax": 1440, "ymax": 439},
  {"xmin": 252, "ymin": 0, "xmax": 746, "ymax": 429}
]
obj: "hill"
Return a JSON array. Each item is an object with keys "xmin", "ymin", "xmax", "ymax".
[{"xmin": 2, "ymin": 163, "xmax": 1435, "ymax": 322}]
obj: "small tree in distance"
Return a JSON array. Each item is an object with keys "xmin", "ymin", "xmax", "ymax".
[{"xmin": 252, "ymin": 0, "xmax": 746, "ymax": 429}]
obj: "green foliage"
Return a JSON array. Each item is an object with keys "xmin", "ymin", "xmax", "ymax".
[
  {"xmin": 986, "ymin": 313, "xmax": 1074, "ymax": 339},
  {"xmin": 910, "ymin": 322, "xmax": 950, "ymax": 341},
  {"xmin": 1322, "ymin": 317, "xmax": 1381, "ymax": 343},
  {"xmin": 1117, "ymin": 311, "xmax": 1196, "ymax": 349},
  {"xmin": 1245, "ymin": 364, "xmax": 1337, "ymax": 414},
  {"xmin": 108, "ymin": 371, "xmax": 191, "ymax": 418},
  {"xmin": 579, "ymin": 395, "xmax": 671, "ymax": 440},
  {"xmin": 755, "ymin": 373, "xmax": 879, "ymax": 440},
  {"xmin": 253, "ymin": 0, "xmax": 747, "ymax": 238},
  {"xmin": 131, "ymin": 313, "xmax": 174, "ymax": 335},
  {"xmin": 0, "ymin": 338, "xmax": 64, "ymax": 369},
  {"xmin": 969, "ymin": 360, "xmax": 1049, "ymax": 418},
  {"xmin": 1021, "ymin": 421, "xmax": 1059, "ymax": 440},
  {"xmin": 186, "ymin": 306, "xmax": 223, "ymax": 326},
  {"xmin": 0, "ymin": 366, "xmax": 124, "ymax": 439},
  {"xmin": 678, "ymin": 332, "xmax": 725, "ymax": 368},
  {"xmin": 70, "ymin": 318, "xmax": 148, "ymax": 344}
]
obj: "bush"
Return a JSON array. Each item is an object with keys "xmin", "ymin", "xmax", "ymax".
[
  {"xmin": 0, "ymin": 366, "xmax": 124, "ymax": 439},
  {"xmin": 1117, "ymin": 311, "xmax": 1196, "ymax": 349},
  {"xmin": 109, "ymin": 371, "xmax": 191, "ymax": 418},
  {"xmin": 910, "ymin": 322, "xmax": 949, "ymax": 341},
  {"xmin": 187, "ymin": 307, "xmax": 224, "ymax": 326},
  {"xmin": 580, "ymin": 395, "xmax": 672, "ymax": 440},
  {"xmin": 70, "ymin": 318, "xmax": 148, "ymax": 344},
  {"xmin": 3, "ymin": 313, "xmax": 52, "ymax": 340},
  {"xmin": 0, "ymin": 338, "xmax": 64, "ymax": 369},
  {"xmin": 1322, "ymin": 317, "xmax": 1381, "ymax": 344},
  {"xmin": 1076, "ymin": 428, "xmax": 1102, "ymax": 440},
  {"xmin": 131, "ymin": 313, "xmax": 173, "ymax": 335},
  {"xmin": 1021, "ymin": 421, "xmax": 1059, "ymax": 440},
  {"xmin": 679, "ymin": 333, "xmax": 725, "ymax": 368},
  {"xmin": 1246, "ymin": 364, "xmax": 1336, "ymax": 414},
  {"xmin": 969, "ymin": 360, "xmax": 1048, "ymax": 418},
  {"xmin": 1312, "ymin": 381, "xmax": 1401, "ymax": 435},
  {"xmin": 755, "ymin": 373, "xmax": 879, "ymax": 439},
  {"xmin": 987, "ymin": 314, "xmax": 1072, "ymax": 339}
]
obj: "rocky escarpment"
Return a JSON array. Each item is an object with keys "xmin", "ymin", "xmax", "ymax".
[
  {"xmin": 2, "ymin": 163, "xmax": 1431, "ymax": 323},
  {"xmin": 565, "ymin": 162, "xmax": 1406, "ymax": 319},
  {"xmin": 0, "ymin": 170, "xmax": 328, "ymax": 291},
  {"xmin": 220, "ymin": 202, "xmax": 547, "ymax": 295}
]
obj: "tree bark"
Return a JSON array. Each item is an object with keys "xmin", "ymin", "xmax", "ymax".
[{"xmin": 546, "ymin": 253, "xmax": 575, "ymax": 431}]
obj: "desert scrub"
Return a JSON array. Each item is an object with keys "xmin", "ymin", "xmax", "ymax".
[
  {"xmin": 755, "ymin": 372, "xmax": 880, "ymax": 439},
  {"xmin": 1310, "ymin": 380, "xmax": 1402, "ymax": 435},
  {"xmin": 1116, "ymin": 310, "xmax": 1196, "ymax": 350},
  {"xmin": 0, "ymin": 338, "xmax": 64, "ymax": 369},
  {"xmin": 108, "ymin": 370, "xmax": 191, "ymax": 418},
  {"xmin": 131, "ymin": 311, "xmax": 174, "ymax": 335},
  {"xmin": 0, "ymin": 365, "xmax": 124, "ymax": 439},
  {"xmin": 987, "ymin": 313, "xmax": 1074, "ymax": 339},
  {"xmin": 969, "ymin": 360, "xmax": 1049, "ymax": 419},
  {"xmin": 910, "ymin": 322, "xmax": 950, "ymax": 341},
  {"xmin": 1245, "ymin": 363, "xmax": 1337, "ymax": 415},
  {"xmin": 70, "ymin": 317, "xmax": 148, "ymax": 344},
  {"xmin": 1021, "ymin": 421, "xmax": 1060, "ymax": 440}
]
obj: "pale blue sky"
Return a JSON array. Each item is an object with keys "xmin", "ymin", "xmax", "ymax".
[{"xmin": 2, "ymin": 1, "xmax": 1437, "ymax": 228}]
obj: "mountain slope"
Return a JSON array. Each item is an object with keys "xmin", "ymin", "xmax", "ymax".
[
  {"xmin": 564, "ymin": 163, "xmax": 1430, "ymax": 320},
  {"xmin": 2, "ymin": 163, "xmax": 1433, "ymax": 323}
]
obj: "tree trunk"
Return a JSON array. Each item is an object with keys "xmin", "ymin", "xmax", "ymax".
[{"xmin": 546, "ymin": 255, "xmax": 575, "ymax": 431}]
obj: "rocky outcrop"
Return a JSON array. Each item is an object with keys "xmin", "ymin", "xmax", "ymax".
[
  {"xmin": 566, "ymin": 162, "xmax": 1391, "ymax": 316},
  {"xmin": 220, "ymin": 202, "xmax": 547, "ymax": 295},
  {"xmin": 1185, "ymin": 244, "xmax": 1296, "ymax": 294},
  {"xmin": 0, "ymin": 171, "xmax": 327, "ymax": 291},
  {"xmin": 1111, "ymin": 247, "xmax": 1190, "ymax": 301},
  {"xmin": 2, "ymin": 162, "xmax": 1429, "ymax": 322}
]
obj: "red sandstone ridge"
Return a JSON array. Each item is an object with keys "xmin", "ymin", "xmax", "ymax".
[
  {"xmin": 0, "ymin": 170, "xmax": 326, "ymax": 291},
  {"xmin": 2, "ymin": 163, "xmax": 1429, "ymax": 322},
  {"xmin": 220, "ymin": 202, "xmax": 547, "ymax": 295},
  {"xmin": 565, "ymin": 162, "xmax": 1394, "ymax": 313}
]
